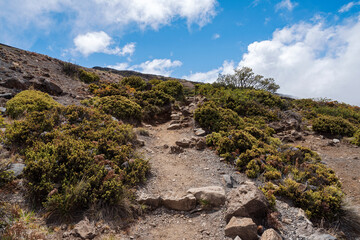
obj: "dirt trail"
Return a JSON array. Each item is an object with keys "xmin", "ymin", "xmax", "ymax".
[{"xmin": 118, "ymin": 119, "xmax": 245, "ymax": 240}]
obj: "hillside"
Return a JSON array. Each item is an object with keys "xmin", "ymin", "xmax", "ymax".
[{"xmin": 0, "ymin": 43, "xmax": 360, "ymax": 240}]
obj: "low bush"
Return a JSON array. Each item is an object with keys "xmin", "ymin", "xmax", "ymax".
[
  {"xmin": 154, "ymin": 80, "xmax": 184, "ymax": 101},
  {"xmin": 78, "ymin": 69, "xmax": 100, "ymax": 83},
  {"xmin": 62, "ymin": 62, "xmax": 79, "ymax": 76},
  {"xmin": 6, "ymin": 90, "xmax": 61, "ymax": 119},
  {"xmin": 134, "ymin": 90, "xmax": 174, "ymax": 121},
  {"xmin": 148, "ymin": 79, "xmax": 162, "ymax": 86},
  {"xmin": 120, "ymin": 76, "xmax": 147, "ymax": 91},
  {"xmin": 195, "ymin": 101, "xmax": 244, "ymax": 132},
  {"xmin": 98, "ymin": 95, "xmax": 142, "ymax": 123},
  {"xmin": 312, "ymin": 115, "xmax": 355, "ymax": 136},
  {"xmin": 89, "ymin": 83, "xmax": 130, "ymax": 98},
  {"xmin": 5, "ymin": 103, "xmax": 149, "ymax": 218},
  {"xmin": 0, "ymin": 159, "xmax": 14, "ymax": 187},
  {"xmin": 352, "ymin": 129, "xmax": 360, "ymax": 146}
]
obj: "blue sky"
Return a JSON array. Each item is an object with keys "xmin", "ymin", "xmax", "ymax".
[{"xmin": 1, "ymin": 0, "xmax": 360, "ymax": 105}]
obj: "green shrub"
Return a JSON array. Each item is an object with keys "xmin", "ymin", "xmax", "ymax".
[
  {"xmin": 62, "ymin": 62, "xmax": 79, "ymax": 76},
  {"xmin": 98, "ymin": 95, "xmax": 142, "ymax": 123},
  {"xmin": 352, "ymin": 129, "xmax": 360, "ymax": 146},
  {"xmin": 6, "ymin": 90, "xmax": 61, "ymax": 119},
  {"xmin": 195, "ymin": 101, "xmax": 244, "ymax": 132},
  {"xmin": 134, "ymin": 90, "xmax": 174, "ymax": 121},
  {"xmin": 312, "ymin": 115, "xmax": 355, "ymax": 136},
  {"xmin": 149, "ymin": 79, "xmax": 162, "ymax": 86},
  {"xmin": 120, "ymin": 76, "xmax": 147, "ymax": 91},
  {"xmin": 0, "ymin": 159, "xmax": 14, "ymax": 187},
  {"xmin": 5, "ymin": 105, "xmax": 149, "ymax": 218},
  {"xmin": 78, "ymin": 69, "xmax": 100, "ymax": 83},
  {"xmin": 154, "ymin": 80, "xmax": 184, "ymax": 101},
  {"xmin": 89, "ymin": 83, "xmax": 130, "ymax": 97}
]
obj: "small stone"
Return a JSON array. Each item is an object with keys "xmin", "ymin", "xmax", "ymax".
[
  {"xmin": 167, "ymin": 123, "xmax": 182, "ymax": 130},
  {"xmin": 73, "ymin": 218, "xmax": 97, "ymax": 239},
  {"xmin": 187, "ymin": 186, "xmax": 226, "ymax": 207},
  {"xmin": 224, "ymin": 217, "xmax": 257, "ymax": 240},
  {"xmin": 222, "ymin": 174, "xmax": 234, "ymax": 188},
  {"xmin": 260, "ymin": 229, "xmax": 282, "ymax": 240},
  {"xmin": 9, "ymin": 163, "xmax": 26, "ymax": 177},
  {"xmin": 332, "ymin": 138, "xmax": 340, "ymax": 144},
  {"xmin": 176, "ymin": 138, "xmax": 192, "ymax": 148},
  {"xmin": 161, "ymin": 193, "xmax": 196, "ymax": 211},
  {"xmin": 194, "ymin": 128, "xmax": 206, "ymax": 136},
  {"xmin": 138, "ymin": 193, "xmax": 161, "ymax": 208}
]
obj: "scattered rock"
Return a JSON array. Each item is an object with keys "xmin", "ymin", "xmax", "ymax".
[
  {"xmin": 1, "ymin": 77, "xmax": 28, "ymax": 89},
  {"xmin": 332, "ymin": 139, "xmax": 340, "ymax": 144},
  {"xmin": 176, "ymin": 138, "xmax": 192, "ymax": 148},
  {"xmin": 234, "ymin": 236, "xmax": 242, "ymax": 240},
  {"xmin": 0, "ymin": 107, "xmax": 6, "ymax": 113},
  {"xmin": 43, "ymin": 79, "xmax": 63, "ymax": 95},
  {"xmin": 224, "ymin": 217, "xmax": 258, "ymax": 240},
  {"xmin": 194, "ymin": 128, "xmax": 206, "ymax": 136},
  {"xmin": 73, "ymin": 218, "xmax": 97, "ymax": 239},
  {"xmin": 0, "ymin": 93, "xmax": 13, "ymax": 99},
  {"xmin": 222, "ymin": 174, "xmax": 234, "ymax": 188},
  {"xmin": 9, "ymin": 163, "xmax": 26, "ymax": 177},
  {"xmin": 225, "ymin": 181, "xmax": 269, "ymax": 223},
  {"xmin": 308, "ymin": 230, "xmax": 336, "ymax": 240},
  {"xmin": 167, "ymin": 123, "xmax": 182, "ymax": 130},
  {"xmin": 260, "ymin": 229, "xmax": 282, "ymax": 240},
  {"xmin": 161, "ymin": 193, "xmax": 196, "ymax": 211},
  {"xmin": 195, "ymin": 138, "xmax": 207, "ymax": 150},
  {"xmin": 171, "ymin": 113, "xmax": 181, "ymax": 120},
  {"xmin": 138, "ymin": 193, "xmax": 161, "ymax": 208},
  {"xmin": 169, "ymin": 145, "xmax": 184, "ymax": 154},
  {"xmin": 187, "ymin": 186, "xmax": 226, "ymax": 207}
]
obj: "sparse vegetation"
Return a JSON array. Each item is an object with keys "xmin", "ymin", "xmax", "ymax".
[
  {"xmin": 120, "ymin": 76, "xmax": 147, "ymax": 91},
  {"xmin": 78, "ymin": 69, "xmax": 100, "ymax": 83}
]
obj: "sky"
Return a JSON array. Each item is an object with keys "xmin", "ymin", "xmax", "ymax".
[{"xmin": 1, "ymin": 0, "xmax": 360, "ymax": 105}]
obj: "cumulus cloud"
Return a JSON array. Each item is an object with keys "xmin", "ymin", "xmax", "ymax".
[
  {"xmin": 239, "ymin": 17, "xmax": 360, "ymax": 105},
  {"xmin": 109, "ymin": 58, "xmax": 182, "ymax": 76},
  {"xmin": 73, "ymin": 31, "xmax": 135, "ymax": 56},
  {"xmin": 183, "ymin": 61, "xmax": 235, "ymax": 83},
  {"xmin": 0, "ymin": 0, "xmax": 218, "ymax": 36},
  {"xmin": 339, "ymin": 1, "xmax": 360, "ymax": 13},
  {"xmin": 275, "ymin": 0, "xmax": 298, "ymax": 12}
]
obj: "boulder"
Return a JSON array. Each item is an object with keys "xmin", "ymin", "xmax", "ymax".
[
  {"xmin": 187, "ymin": 186, "xmax": 226, "ymax": 207},
  {"xmin": 161, "ymin": 193, "xmax": 196, "ymax": 211},
  {"xmin": 1, "ymin": 78, "xmax": 28, "ymax": 90},
  {"xmin": 224, "ymin": 217, "xmax": 258, "ymax": 240},
  {"xmin": 260, "ymin": 229, "xmax": 282, "ymax": 240},
  {"xmin": 225, "ymin": 181, "xmax": 269, "ymax": 223},
  {"xmin": 138, "ymin": 193, "xmax": 161, "ymax": 208},
  {"xmin": 43, "ymin": 79, "xmax": 63, "ymax": 95},
  {"xmin": 73, "ymin": 218, "xmax": 97, "ymax": 239},
  {"xmin": 175, "ymin": 138, "xmax": 192, "ymax": 148},
  {"xmin": 167, "ymin": 123, "xmax": 182, "ymax": 130}
]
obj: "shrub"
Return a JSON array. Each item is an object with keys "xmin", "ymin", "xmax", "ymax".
[
  {"xmin": 6, "ymin": 90, "xmax": 61, "ymax": 119},
  {"xmin": 98, "ymin": 95, "xmax": 142, "ymax": 123},
  {"xmin": 195, "ymin": 101, "xmax": 244, "ymax": 132},
  {"xmin": 134, "ymin": 90, "xmax": 174, "ymax": 121},
  {"xmin": 62, "ymin": 62, "xmax": 79, "ymax": 76},
  {"xmin": 78, "ymin": 69, "xmax": 100, "ymax": 83},
  {"xmin": 89, "ymin": 83, "xmax": 130, "ymax": 97},
  {"xmin": 149, "ymin": 79, "xmax": 162, "ymax": 86},
  {"xmin": 352, "ymin": 129, "xmax": 360, "ymax": 146},
  {"xmin": 312, "ymin": 115, "xmax": 355, "ymax": 136},
  {"xmin": 154, "ymin": 80, "xmax": 184, "ymax": 101},
  {"xmin": 5, "ymin": 105, "xmax": 149, "ymax": 218},
  {"xmin": 120, "ymin": 76, "xmax": 146, "ymax": 91},
  {"xmin": 0, "ymin": 159, "xmax": 14, "ymax": 187}
]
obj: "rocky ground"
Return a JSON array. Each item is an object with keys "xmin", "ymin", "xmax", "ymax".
[{"xmin": 1, "ymin": 43, "xmax": 359, "ymax": 239}]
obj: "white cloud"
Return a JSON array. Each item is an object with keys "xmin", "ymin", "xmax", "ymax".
[
  {"xmin": 73, "ymin": 31, "xmax": 135, "ymax": 56},
  {"xmin": 275, "ymin": 0, "xmax": 298, "ymax": 12},
  {"xmin": 239, "ymin": 17, "xmax": 360, "ymax": 105},
  {"xmin": 339, "ymin": 1, "xmax": 360, "ymax": 13},
  {"xmin": 109, "ymin": 58, "xmax": 182, "ymax": 76},
  {"xmin": 183, "ymin": 60, "xmax": 235, "ymax": 83},
  {"xmin": 0, "ymin": 0, "xmax": 218, "ymax": 37},
  {"xmin": 212, "ymin": 33, "xmax": 220, "ymax": 39}
]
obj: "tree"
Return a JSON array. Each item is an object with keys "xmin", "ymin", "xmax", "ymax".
[{"xmin": 216, "ymin": 67, "xmax": 280, "ymax": 93}]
